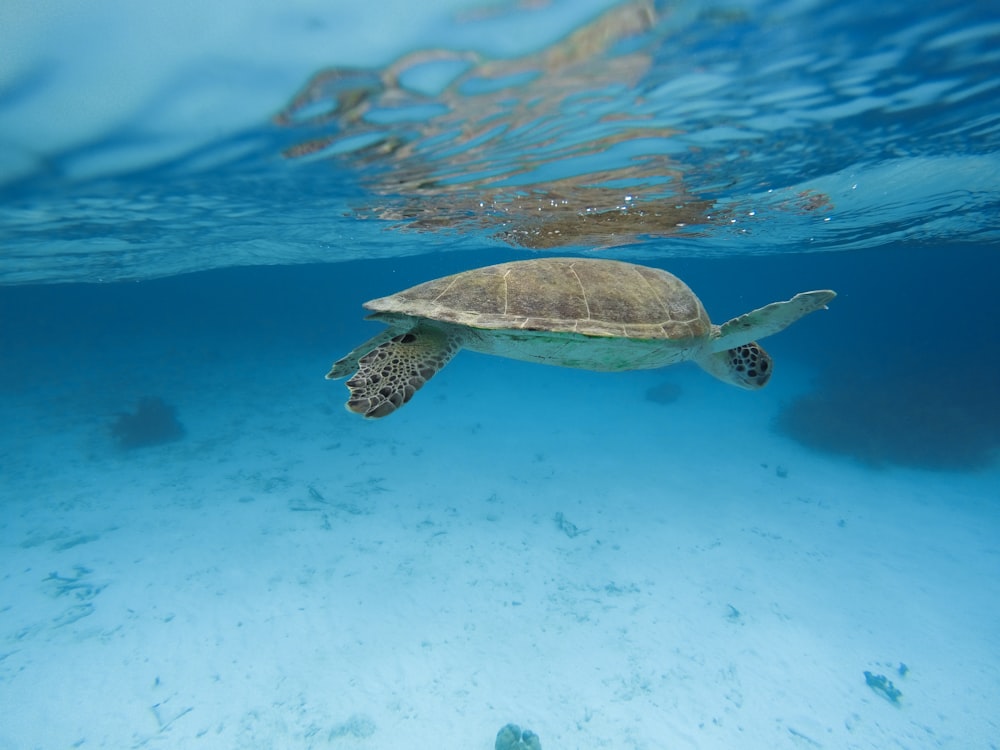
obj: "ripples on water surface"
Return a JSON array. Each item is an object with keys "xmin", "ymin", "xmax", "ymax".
[{"xmin": 1, "ymin": 0, "xmax": 998, "ymax": 283}]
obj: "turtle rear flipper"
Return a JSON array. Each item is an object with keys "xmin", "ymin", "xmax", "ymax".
[
  {"xmin": 343, "ymin": 326, "xmax": 461, "ymax": 418},
  {"xmin": 327, "ymin": 329, "xmax": 400, "ymax": 380},
  {"xmin": 710, "ymin": 290, "xmax": 835, "ymax": 353}
]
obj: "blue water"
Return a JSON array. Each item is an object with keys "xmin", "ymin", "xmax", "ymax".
[{"xmin": 2, "ymin": 1, "xmax": 999, "ymax": 748}]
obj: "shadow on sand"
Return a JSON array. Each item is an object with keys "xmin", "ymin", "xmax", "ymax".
[
  {"xmin": 776, "ymin": 365, "xmax": 1000, "ymax": 471},
  {"xmin": 110, "ymin": 397, "xmax": 185, "ymax": 449}
]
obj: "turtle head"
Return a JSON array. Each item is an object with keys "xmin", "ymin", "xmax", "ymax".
[{"xmin": 698, "ymin": 342, "xmax": 772, "ymax": 390}]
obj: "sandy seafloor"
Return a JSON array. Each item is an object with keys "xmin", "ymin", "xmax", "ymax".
[{"xmin": 1, "ymin": 255, "xmax": 998, "ymax": 750}]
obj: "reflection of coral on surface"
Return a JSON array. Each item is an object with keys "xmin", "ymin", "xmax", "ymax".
[
  {"xmin": 776, "ymin": 367, "xmax": 1000, "ymax": 471},
  {"xmin": 110, "ymin": 397, "xmax": 184, "ymax": 449}
]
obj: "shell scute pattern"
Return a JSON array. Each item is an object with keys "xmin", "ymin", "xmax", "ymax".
[{"xmin": 367, "ymin": 258, "xmax": 712, "ymax": 341}]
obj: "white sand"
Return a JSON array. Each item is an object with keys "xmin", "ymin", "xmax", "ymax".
[{"xmin": 1, "ymin": 340, "xmax": 998, "ymax": 749}]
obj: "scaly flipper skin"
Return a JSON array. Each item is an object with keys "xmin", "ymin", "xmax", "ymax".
[
  {"xmin": 699, "ymin": 341, "xmax": 773, "ymax": 389},
  {"xmin": 711, "ymin": 290, "xmax": 836, "ymax": 353},
  {"xmin": 724, "ymin": 342, "xmax": 771, "ymax": 388},
  {"xmin": 326, "ymin": 329, "xmax": 401, "ymax": 380},
  {"xmin": 338, "ymin": 326, "xmax": 462, "ymax": 418}
]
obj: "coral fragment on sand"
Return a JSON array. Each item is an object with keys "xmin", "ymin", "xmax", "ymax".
[
  {"xmin": 496, "ymin": 723, "xmax": 542, "ymax": 750},
  {"xmin": 864, "ymin": 671, "xmax": 902, "ymax": 704}
]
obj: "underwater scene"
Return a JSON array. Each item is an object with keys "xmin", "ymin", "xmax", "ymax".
[{"xmin": 1, "ymin": 0, "xmax": 998, "ymax": 748}]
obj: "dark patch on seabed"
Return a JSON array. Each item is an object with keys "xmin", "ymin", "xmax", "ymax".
[
  {"xmin": 110, "ymin": 396, "xmax": 185, "ymax": 449},
  {"xmin": 776, "ymin": 365, "xmax": 1000, "ymax": 470},
  {"xmin": 645, "ymin": 380, "xmax": 682, "ymax": 405},
  {"xmin": 768, "ymin": 243, "xmax": 1000, "ymax": 471}
]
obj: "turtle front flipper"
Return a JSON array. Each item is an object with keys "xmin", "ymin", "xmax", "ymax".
[
  {"xmin": 339, "ymin": 326, "xmax": 461, "ymax": 418},
  {"xmin": 710, "ymin": 289, "xmax": 836, "ymax": 353}
]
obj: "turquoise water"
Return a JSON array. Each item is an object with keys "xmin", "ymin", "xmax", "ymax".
[{"xmin": 2, "ymin": 1, "xmax": 999, "ymax": 748}]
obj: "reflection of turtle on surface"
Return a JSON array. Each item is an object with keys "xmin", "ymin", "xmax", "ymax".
[{"xmin": 328, "ymin": 257, "xmax": 835, "ymax": 418}]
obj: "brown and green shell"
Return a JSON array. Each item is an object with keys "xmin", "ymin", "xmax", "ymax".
[{"xmin": 363, "ymin": 257, "xmax": 713, "ymax": 341}]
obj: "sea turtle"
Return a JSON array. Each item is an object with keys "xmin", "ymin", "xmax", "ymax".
[{"xmin": 327, "ymin": 257, "xmax": 835, "ymax": 418}]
